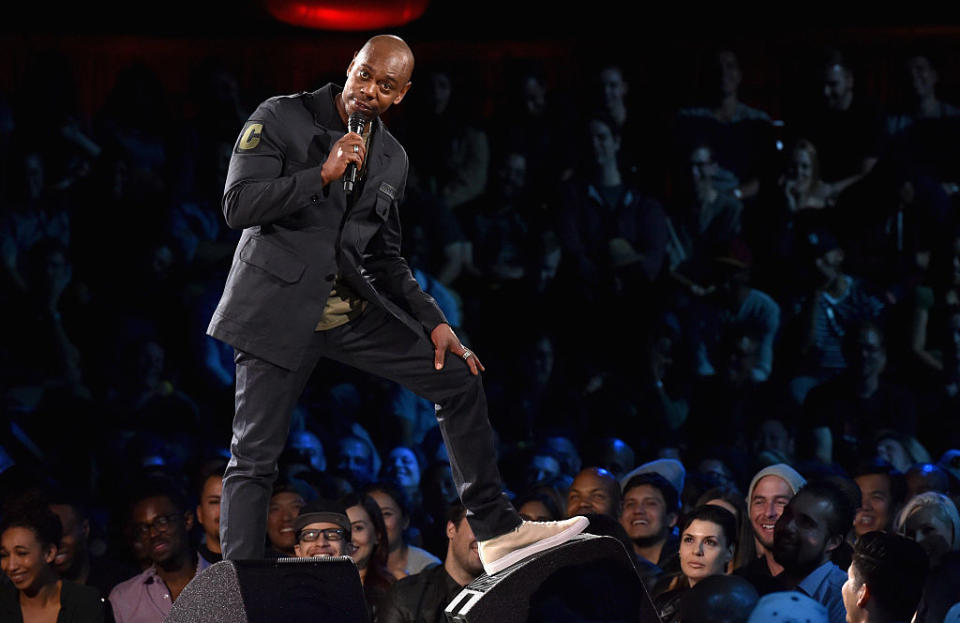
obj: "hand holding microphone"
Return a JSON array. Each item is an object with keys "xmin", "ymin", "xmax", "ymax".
[
  {"xmin": 343, "ymin": 111, "xmax": 370, "ymax": 195},
  {"xmin": 320, "ymin": 111, "xmax": 370, "ymax": 189}
]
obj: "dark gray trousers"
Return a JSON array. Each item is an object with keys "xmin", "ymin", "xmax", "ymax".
[{"xmin": 220, "ymin": 304, "xmax": 521, "ymax": 559}]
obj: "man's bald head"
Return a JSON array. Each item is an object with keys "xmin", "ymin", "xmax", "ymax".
[
  {"xmin": 339, "ymin": 34, "xmax": 415, "ymax": 123},
  {"xmin": 357, "ymin": 35, "xmax": 414, "ymax": 85},
  {"xmin": 567, "ymin": 467, "xmax": 621, "ymax": 519}
]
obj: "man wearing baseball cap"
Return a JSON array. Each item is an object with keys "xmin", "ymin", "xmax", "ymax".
[{"xmin": 293, "ymin": 499, "xmax": 352, "ymax": 559}]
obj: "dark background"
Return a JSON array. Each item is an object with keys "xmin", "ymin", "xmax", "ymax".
[{"xmin": 3, "ymin": 2, "xmax": 960, "ymax": 127}]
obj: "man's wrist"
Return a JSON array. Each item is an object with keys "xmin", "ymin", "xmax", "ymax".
[{"xmin": 320, "ymin": 166, "xmax": 334, "ymax": 187}]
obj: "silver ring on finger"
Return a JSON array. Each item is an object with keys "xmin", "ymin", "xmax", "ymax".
[
  {"xmin": 353, "ymin": 144, "xmax": 360, "ymax": 153},
  {"xmin": 462, "ymin": 351, "xmax": 473, "ymax": 360}
]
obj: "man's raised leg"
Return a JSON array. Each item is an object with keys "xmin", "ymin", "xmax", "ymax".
[{"xmin": 317, "ymin": 305, "xmax": 587, "ymax": 573}]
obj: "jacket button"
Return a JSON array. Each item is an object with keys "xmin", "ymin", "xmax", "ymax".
[
  {"xmin": 311, "ymin": 194, "xmax": 319, "ymax": 203},
  {"xmin": 325, "ymin": 274, "xmax": 335, "ymax": 281}
]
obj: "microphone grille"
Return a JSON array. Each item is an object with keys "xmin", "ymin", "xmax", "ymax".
[{"xmin": 348, "ymin": 111, "xmax": 370, "ymax": 134}]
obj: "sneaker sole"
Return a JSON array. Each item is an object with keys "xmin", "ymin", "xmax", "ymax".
[{"xmin": 482, "ymin": 516, "xmax": 589, "ymax": 575}]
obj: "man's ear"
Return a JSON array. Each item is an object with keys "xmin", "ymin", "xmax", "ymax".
[
  {"xmin": 183, "ymin": 510, "xmax": 194, "ymax": 532},
  {"xmin": 825, "ymin": 533, "xmax": 842, "ymax": 554},
  {"xmin": 346, "ymin": 51, "xmax": 359, "ymax": 77},
  {"xmin": 857, "ymin": 582, "xmax": 870, "ymax": 609},
  {"xmin": 667, "ymin": 512, "xmax": 679, "ymax": 529},
  {"xmin": 445, "ymin": 520, "xmax": 457, "ymax": 540},
  {"xmin": 294, "ymin": 543, "xmax": 303, "ymax": 557},
  {"xmin": 43, "ymin": 543, "xmax": 58, "ymax": 565},
  {"xmin": 393, "ymin": 81, "xmax": 412, "ymax": 106}
]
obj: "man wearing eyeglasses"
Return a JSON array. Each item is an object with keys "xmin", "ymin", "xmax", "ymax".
[
  {"xmin": 109, "ymin": 482, "xmax": 211, "ymax": 623},
  {"xmin": 292, "ymin": 500, "xmax": 352, "ymax": 559}
]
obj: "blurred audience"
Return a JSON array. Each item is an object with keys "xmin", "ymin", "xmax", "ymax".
[{"xmin": 0, "ymin": 35, "xmax": 958, "ymax": 623}]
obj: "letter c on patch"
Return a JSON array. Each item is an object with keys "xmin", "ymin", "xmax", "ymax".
[{"xmin": 238, "ymin": 123, "xmax": 263, "ymax": 151}]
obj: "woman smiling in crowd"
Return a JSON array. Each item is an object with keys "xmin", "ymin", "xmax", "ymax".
[
  {"xmin": 341, "ymin": 492, "xmax": 395, "ymax": 618},
  {"xmin": 362, "ymin": 482, "xmax": 440, "ymax": 579},
  {"xmin": 896, "ymin": 491, "xmax": 959, "ymax": 568},
  {"xmin": 1, "ymin": 499, "xmax": 104, "ymax": 623}
]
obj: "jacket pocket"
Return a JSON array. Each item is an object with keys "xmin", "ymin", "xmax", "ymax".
[
  {"xmin": 239, "ymin": 235, "xmax": 306, "ymax": 283},
  {"xmin": 373, "ymin": 191, "xmax": 391, "ymax": 221}
]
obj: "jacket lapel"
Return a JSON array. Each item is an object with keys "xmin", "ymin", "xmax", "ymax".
[{"xmin": 348, "ymin": 118, "xmax": 392, "ymax": 222}]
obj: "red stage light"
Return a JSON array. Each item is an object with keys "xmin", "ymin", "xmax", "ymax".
[{"xmin": 265, "ymin": 0, "xmax": 430, "ymax": 31}]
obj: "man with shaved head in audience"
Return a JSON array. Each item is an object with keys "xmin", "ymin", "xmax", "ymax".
[{"xmin": 566, "ymin": 467, "xmax": 621, "ymax": 519}]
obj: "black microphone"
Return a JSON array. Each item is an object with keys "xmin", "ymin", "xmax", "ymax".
[{"xmin": 344, "ymin": 111, "xmax": 370, "ymax": 195}]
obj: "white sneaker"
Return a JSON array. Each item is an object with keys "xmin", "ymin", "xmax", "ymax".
[{"xmin": 477, "ymin": 516, "xmax": 589, "ymax": 575}]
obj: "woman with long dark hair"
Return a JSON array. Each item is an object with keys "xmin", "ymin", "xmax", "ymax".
[
  {"xmin": 362, "ymin": 482, "xmax": 441, "ymax": 579},
  {"xmin": 340, "ymin": 492, "xmax": 394, "ymax": 619},
  {"xmin": 695, "ymin": 485, "xmax": 756, "ymax": 570}
]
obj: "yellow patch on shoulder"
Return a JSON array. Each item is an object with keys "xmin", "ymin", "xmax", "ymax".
[{"xmin": 237, "ymin": 122, "xmax": 264, "ymax": 151}]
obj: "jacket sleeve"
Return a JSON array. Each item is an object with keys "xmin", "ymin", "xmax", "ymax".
[
  {"xmin": 364, "ymin": 162, "xmax": 448, "ymax": 332},
  {"xmin": 221, "ymin": 103, "xmax": 338, "ymax": 230}
]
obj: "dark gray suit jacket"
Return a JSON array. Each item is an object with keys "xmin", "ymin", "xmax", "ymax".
[{"xmin": 207, "ymin": 84, "xmax": 447, "ymax": 371}]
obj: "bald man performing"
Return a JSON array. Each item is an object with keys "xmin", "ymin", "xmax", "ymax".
[{"xmin": 208, "ymin": 35, "xmax": 586, "ymax": 574}]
